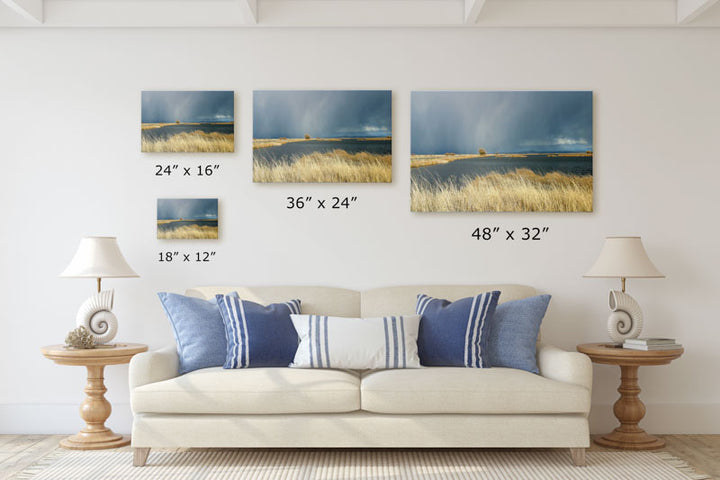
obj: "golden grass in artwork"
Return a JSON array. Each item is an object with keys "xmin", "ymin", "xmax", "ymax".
[
  {"xmin": 252, "ymin": 138, "xmax": 343, "ymax": 149},
  {"xmin": 411, "ymin": 168, "xmax": 592, "ymax": 212},
  {"xmin": 254, "ymin": 149, "xmax": 392, "ymax": 183},
  {"xmin": 411, "ymin": 154, "xmax": 480, "ymax": 168},
  {"xmin": 157, "ymin": 223, "xmax": 218, "ymax": 240},
  {"xmin": 253, "ymin": 137, "xmax": 390, "ymax": 150},
  {"xmin": 142, "ymin": 122, "xmax": 233, "ymax": 130},
  {"xmin": 142, "ymin": 131, "xmax": 234, "ymax": 152},
  {"xmin": 410, "ymin": 152, "xmax": 592, "ymax": 168}
]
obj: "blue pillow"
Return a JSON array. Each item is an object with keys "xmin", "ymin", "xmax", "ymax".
[
  {"xmin": 416, "ymin": 291, "xmax": 500, "ymax": 367},
  {"xmin": 216, "ymin": 295, "xmax": 301, "ymax": 368},
  {"xmin": 157, "ymin": 292, "xmax": 228, "ymax": 375},
  {"xmin": 486, "ymin": 295, "xmax": 551, "ymax": 374}
]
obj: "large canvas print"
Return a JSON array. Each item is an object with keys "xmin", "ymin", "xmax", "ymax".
[
  {"xmin": 411, "ymin": 91, "xmax": 593, "ymax": 212},
  {"xmin": 142, "ymin": 91, "xmax": 234, "ymax": 152},
  {"xmin": 157, "ymin": 199, "xmax": 218, "ymax": 240},
  {"xmin": 253, "ymin": 90, "xmax": 392, "ymax": 183}
]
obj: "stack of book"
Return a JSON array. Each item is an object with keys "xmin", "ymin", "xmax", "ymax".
[{"xmin": 623, "ymin": 338, "xmax": 682, "ymax": 350}]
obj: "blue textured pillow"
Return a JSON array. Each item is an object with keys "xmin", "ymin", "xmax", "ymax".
[
  {"xmin": 216, "ymin": 295, "xmax": 301, "ymax": 368},
  {"xmin": 157, "ymin": 292, "xmax": 228, "ymax": 375},
  {"xmin": 416, "ymin": 291, "xmax": 501, "ymax": 367},
  {"xmin": 486, "ymin": 295, "xmax": 551, "ymax": 374}
]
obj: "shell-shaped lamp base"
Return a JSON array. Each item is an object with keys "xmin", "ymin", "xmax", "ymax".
[
  {"xmin": 606, "ymin": 290, "xmax": 644, "ymax": 344},
  {"xmin": 76, "ymin": 290, "xmax": 118, "ymax": 344}
]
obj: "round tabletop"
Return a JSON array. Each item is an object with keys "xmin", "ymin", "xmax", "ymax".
[
  {"xmin": 41, "ymin": 343, "xmax": 148, "ymax": 366},
  {"xmin": 577, "ymin": 342, "xmax": 683, "ymax": 366}
]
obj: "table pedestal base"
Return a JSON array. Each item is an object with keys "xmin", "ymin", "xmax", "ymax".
[
  {"xmin": 60, "ymin": 433, "xmax": 130, "ymax": 450},
  {"xmin": 59, "ymin": 364, "xmax": 130, "ymax": 450},
  {"xmin": 595, "ymin": 429, "xmax": 665, "ymax": 450},
  {"xmin": 593, "ymin": 364, "xmax": 665, "ymax": 450}
]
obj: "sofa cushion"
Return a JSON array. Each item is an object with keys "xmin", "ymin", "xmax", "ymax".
[
  {"xmin": 290, "ymin": 314, "xmax": 421, "ymax": 370},
  {"xmin": 360, "ymin": 367, "xmax": 590, "ymax": 414},
  {"xmin": 487, "ymin": 295, "xmax": 551, "ymax": 374},
  {"xmin": 157, "ymin": 292, "xmax": 228, "ymax": 375},
  {"xmin": 216, "ymin": 295, "xmax": 301, "ymax": 369},
  {"xmin": 416, "ymin": 292, "xmax": 500, "ymax": 368},
  {"xmin": 132, "ymin": 367, "xmax": 360, "ymax": 414}
]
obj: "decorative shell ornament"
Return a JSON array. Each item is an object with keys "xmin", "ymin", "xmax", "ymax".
[
  {"xmin": 76, "ymin": 290, "xmax": 118, "ymax": 344},
  {"xmin": 607, "ymin": 290, "xmax": 644, "ymax": 343},
  {"xmin": 65, "ymin": 326, "xmax": 96, "ymax": 349}
]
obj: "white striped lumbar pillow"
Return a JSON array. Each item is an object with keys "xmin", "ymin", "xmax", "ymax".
[{"xmin": 290, "ymin": 314, "xmax": 421, "ymax": 369}]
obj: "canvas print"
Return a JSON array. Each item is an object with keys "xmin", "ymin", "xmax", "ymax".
[
  {"xmin": 411, "ymin": 91, "xmax": 593, "ymax": 212},
  {"xmin": 157, "ymin": 199, "xmax": 218, "ymax": 240},
  {"xmin": 253, "ymin": 90, "xmax": 392, "ymax": 183},
  {"xmin": 142, "ymin": 91, "xmax": 234, "ymax": 152}
]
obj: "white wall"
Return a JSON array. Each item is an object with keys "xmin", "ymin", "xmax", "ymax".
[{"xmin": 1, "ymin": 27, "xmax": 719, "ymax": 435}]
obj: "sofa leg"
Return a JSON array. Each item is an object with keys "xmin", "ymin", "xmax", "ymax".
[
  {"xmin": 569, "ymin": 448, "xmax": 586, "ymax": 466},
  {"xmin": 133, "ymin": 447, "xmax": 150, "ymax": 467}
]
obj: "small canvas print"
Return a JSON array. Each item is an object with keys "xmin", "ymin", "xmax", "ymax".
[
  {"xmin": 157, "ymin": 199, "xmax": 218, "ymax": 240},
  {"xmin": 411, "ymin": 91, "xmax": 593, "ymax": 212},
  {"xmin": 142, "ymin": 91, "xmax": 234, "ymax": 152},
  {"xmin": 253, "ymin": 90, "xmax": 392, "ymax": 183}
]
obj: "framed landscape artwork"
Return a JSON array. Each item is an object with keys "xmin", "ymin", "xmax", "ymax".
[
  {"xmin": 157, "ymin": 198, "xmax": 219, "ymax": 240},
  {"xmin": 411, "ymin": 91, "xmax": 593, "ymax": 212},
  {"xmin": 253, "ymin": 90, "xmax": 392, "ymax": 183},
  {"xmin": 142, "ymin": 91, "xmax": 234, "ymax": 152}
]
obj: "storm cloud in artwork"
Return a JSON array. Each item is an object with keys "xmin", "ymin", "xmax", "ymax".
[
  {"xmin": 142, "ymin": 91, "xmax": 234, "ymax": 124},
  {"xmin": 411, "ymin": 91, "xmax": 592, "ymax": 155},
  {"xmin": 254, "ymin": 90, "xmax": 391, "ymax": 139}
]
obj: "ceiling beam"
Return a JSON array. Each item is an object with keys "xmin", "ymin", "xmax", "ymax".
[
  {"xmin": 677, "ymin": 0, "xmax": 720, "ymax": 23},
  {"xmin": 464, "ymin": 0, "xmax": 487, "ymax": 24},
  {"xmin": 1, "ymin": 0, "xmax": 43, "ymax": 24},
  {"xmin": 2, "ymin": 0, "xmax": 717, "ymax": 28},
  {"xmin": 238, "ymin": 0, "xmax": 257, "ymax": 24}
]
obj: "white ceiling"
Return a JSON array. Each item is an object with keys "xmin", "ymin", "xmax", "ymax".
[{"xmin": 1, "ymin": 0, "xmax": 719, "ymax": 27}]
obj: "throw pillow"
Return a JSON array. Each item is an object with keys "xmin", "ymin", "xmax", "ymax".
[
  {"xmin": 216, "ymin": 295, "xmax": 301, "ymax": 368},
  {"xmin": 486, "ymin": 294, "xmax": 551, "ymax": 374},
  {"xmin": 157, "ymin": 292, "xmax": 228, "ymax": 375},
  {"xmin": 416, "ymin": 291, "xmax": 500, "ymax": 367},
  {"xmin": 290, "ymin": 314, "xmax": 421, "ymax": 369}
]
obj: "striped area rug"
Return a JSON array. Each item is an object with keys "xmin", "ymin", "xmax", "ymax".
[{"xmin": 13, "ymin": 449, "xmax": 710, "ymax": 480}]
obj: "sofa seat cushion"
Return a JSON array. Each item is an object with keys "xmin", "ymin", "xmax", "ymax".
[
  {"xmin": 360, "ymin": 367, "xmax": 590, "ymax": 414},
  {"xmin": 132, "ymin": 367, "xmax": 360, "ymax": 414}
]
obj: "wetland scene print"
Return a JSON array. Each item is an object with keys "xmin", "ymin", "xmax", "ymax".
[
  {"xmin": 411, "ymin": 91, "xmax": 593, "ymax": 212},
  {"xmin": 253, "ymin": 90, "xmax": 392, "ymax": 183},
  {"xmin": 157, "ymin": 198, "xmax": 218, "ymax": 240},
  {"xmin": 142, "ymin": 91, "xmax": 234, "ymax": 152}
]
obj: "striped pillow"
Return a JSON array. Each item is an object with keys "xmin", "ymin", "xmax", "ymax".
[
  {"xmin": 416, "ymin": 291, "xmax": 500, "ymax": 368},
  {"xmin": 216, "ymin": 295, "xmax": 301, "ymax": 368},
  {"xmin": 290, "ymin": 315, "xmax": 421, "ymax": 369}
]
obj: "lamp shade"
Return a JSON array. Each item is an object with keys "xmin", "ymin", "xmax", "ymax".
[
  {"xmin": 583, "ymin": 236, "xmax": 664, "ymax": 278},
  {"xmin": 60, "ymin": 236, "xmax": 139, "ymax": 278}
]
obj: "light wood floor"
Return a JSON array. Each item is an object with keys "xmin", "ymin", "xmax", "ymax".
[{"xmin": 1, "ymin": 434, "xmax": 718, "ymax": 479}]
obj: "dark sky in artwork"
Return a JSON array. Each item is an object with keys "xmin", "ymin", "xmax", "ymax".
[
  {"xmin": 157, "ymin": 199, "xmax": 218, "ymax": 220},
  {"xmin": 253, "ymin": 90, "xmax": 392, "ymax": 138},
  {"xmin": 142, "ymin": 91, "xmax": 234, "ymax": 123},
  {"xmin": 411, "ymin": 91, "xmax": 593, "ymax": 154}
]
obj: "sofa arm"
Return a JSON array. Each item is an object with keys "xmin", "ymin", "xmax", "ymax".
[
  {"xmin": 536, "ymin": 343, "xmax": 593, "ymax": 392},
  {"xmin": 129, "ymin": 345, "xmax": 179, "ymax": 390}
]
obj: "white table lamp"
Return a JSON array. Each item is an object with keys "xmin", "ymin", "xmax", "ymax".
[
  {"xmin": 61, "ymin": 236, "xmax": 139, "ymax": 345},
  {"xmin": 584, "ymin": 236, "xmax": 664, "ymax": 343}
]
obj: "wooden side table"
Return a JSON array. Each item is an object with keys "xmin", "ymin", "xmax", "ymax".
[
  {"xmin": 577, "ymin": 342, "xmax": 683, "ymax": 450},
  {"xmin": 41, "ymin": 343, "xmax": 148, "ymax": 450}
]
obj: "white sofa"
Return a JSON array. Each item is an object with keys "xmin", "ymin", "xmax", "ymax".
[{"xmin": 129, "ymin": 285, "xmax": 592, "ymax": 467}]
